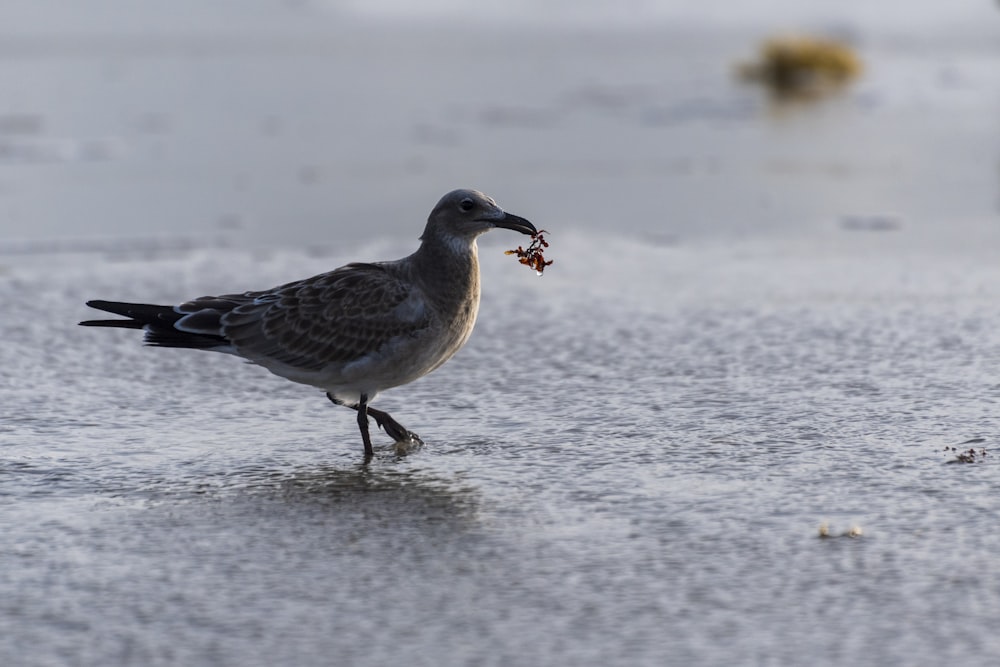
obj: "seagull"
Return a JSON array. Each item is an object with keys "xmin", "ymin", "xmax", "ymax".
[{"xmin": 80, "ymin": 189, "xmax": 538, "ymax": 458}]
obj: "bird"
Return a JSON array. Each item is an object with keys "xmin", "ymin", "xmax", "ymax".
[{"xmin": 80, "ymin": 189, "xmax": 538, "ymax": 458}]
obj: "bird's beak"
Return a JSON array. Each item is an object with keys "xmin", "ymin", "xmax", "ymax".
[{"xmin": 493, "ymin": 212, "xmax": 537, "ymax": 236}]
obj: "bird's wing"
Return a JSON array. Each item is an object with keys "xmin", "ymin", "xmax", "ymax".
[{"xmin": 207, "ymin": 263, "xmax": 430, "ymax": 371}]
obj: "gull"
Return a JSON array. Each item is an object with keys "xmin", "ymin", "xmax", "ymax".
[{"xmin": 80, "ymin": 189, "xmax": 538, "ymax": 458}]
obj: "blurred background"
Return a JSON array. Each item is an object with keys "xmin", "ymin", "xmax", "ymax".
[{"xmin": 1, "ymin": 0, "xmax": 997, "ymax": 254}]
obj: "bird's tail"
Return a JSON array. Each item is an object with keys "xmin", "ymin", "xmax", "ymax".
[{"xmin": 80, "ymin": 300, "xmax": 230, "ymax": 350}]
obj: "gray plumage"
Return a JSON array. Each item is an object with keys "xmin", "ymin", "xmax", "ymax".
[{"xmin": 81, "ymin": 189, "xmax": 538, "ymax": 457}]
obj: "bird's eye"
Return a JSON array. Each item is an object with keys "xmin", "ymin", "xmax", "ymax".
[{"xmin": 459, "ymin": 198, "xmax": 475, "ymax": 212}]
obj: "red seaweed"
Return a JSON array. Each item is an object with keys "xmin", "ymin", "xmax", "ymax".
[{"xmin": 505, "ymin": 230, "xmax": 553, "ymax": 275}]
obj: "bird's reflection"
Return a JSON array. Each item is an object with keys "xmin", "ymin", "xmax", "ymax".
[{"xmin": 198, "ymin": 456, "xmax": 483, "ymax": 527}]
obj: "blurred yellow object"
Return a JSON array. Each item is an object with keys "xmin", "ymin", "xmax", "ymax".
[
  {"xmin": 818, "ymin": 522, "xmax": 864, "ymax": 539},
  {"xmin": 738, "ymin": 36, "xmax": 862, "ymax": 99}
]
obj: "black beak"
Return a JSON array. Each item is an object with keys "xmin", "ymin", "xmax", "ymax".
[{"xmin": 494, "ymin": 212, "xmax": 537, "ymax": 236}]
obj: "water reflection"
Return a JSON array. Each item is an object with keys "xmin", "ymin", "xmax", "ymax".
[
  {"xmin": 104, "ymin": 459, "xmax": 484, "ymax": 529},
  {"xmin": 253, "ymin": 463, "xmax": 479, "ymax": 517}
]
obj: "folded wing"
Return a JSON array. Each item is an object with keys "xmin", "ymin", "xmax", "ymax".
[{"xmin": 218, "ymin": 263, "xmax": 430, "ymax": 371}]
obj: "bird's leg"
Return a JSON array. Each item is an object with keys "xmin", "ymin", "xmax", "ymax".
[
  {"xmin": 356, "ymin": 393, "xmax": 374, "ymax": 458},
  {"xmin": 326, "ymin": 392, "xmax": 422, "ymax": 446},
  {"xmin": 327, "ymin": 392, "xmax": 373, "ymax": 457}
]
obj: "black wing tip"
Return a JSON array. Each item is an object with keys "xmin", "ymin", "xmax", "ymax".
[
  {"xmin": 84, "ymin": 299, "xmax": 172, "ymax": 314},
  {"xmin": 79, "ymin": 318, "xmax": 145, "ymax": 328},
  {"xmin": 84, "ymin": 299, "xmax": 129, "ymax": 313},
  {"xmin": 81, "ymin": 299, "xmax": 175, "ymax": 331},
  {"xmin": 82, "ymin": 299, "xmax": 180, "ymax": 323},
  {"xmin": 81, "ymin": 298, "xmax": 231, "ymax": 349}
]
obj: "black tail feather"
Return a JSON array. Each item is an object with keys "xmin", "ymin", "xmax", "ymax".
[
  {"xmin": 144, "ymin": 328, "xmax": 230, "ymax": 349},
  {"xmin": 80, "ymin": 299, "xmax": 230, "ymax": 350}
]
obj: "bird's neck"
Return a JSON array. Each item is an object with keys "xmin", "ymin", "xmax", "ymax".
[{"xmin": 412, "ymin": 234, "xmax": 482, "ymax": 308}]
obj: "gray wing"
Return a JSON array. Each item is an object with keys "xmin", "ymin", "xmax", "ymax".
[{"xmin": 177, "ymin": 263, "xmax": 430, "ymax": 371}]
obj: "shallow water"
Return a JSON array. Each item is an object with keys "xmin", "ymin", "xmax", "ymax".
[
  {"xmin": 5, "ymin": 234, "xmax": 1000, "ymax": 666},
  {"xmin": 3, "ymin": 13, "xmax": 1000, "ymax": 667}
]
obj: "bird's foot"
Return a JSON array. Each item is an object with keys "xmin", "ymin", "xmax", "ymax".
[
  {"xmin": 369, "ymin": 408, "xmax": 423, "ymax": 446},
  {"xmin": 327, "ymin": 393, "xmax": 422, "ymax": 452},
  {"xmin": 392, "ymin": 436, "xmax": 423, "ymax": 457},
  {"xmin": 369, "ymin": 410, "xmax": 422, "ymax": 456}
]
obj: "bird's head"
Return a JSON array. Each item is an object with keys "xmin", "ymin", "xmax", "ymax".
[{"xmin": 421, "ymin": 189, "xmax": 536, "ymax": 247}]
